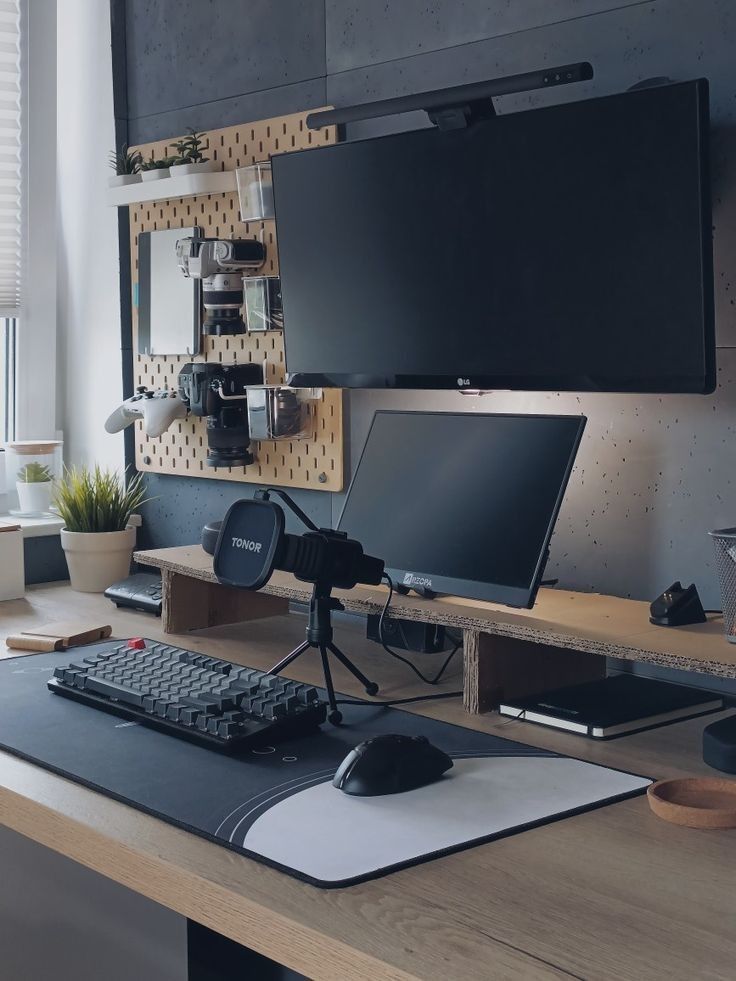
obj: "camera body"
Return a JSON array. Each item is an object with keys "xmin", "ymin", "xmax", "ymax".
[
  {"xmin": 176, "ymin": 236, "xmax": 265, "ymax": 335},
  {"xmin": 178, "ymin": 361, "xmax": 263, "ymax": 468}
]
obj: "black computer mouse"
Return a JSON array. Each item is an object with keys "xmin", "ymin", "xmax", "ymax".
[{"xmin": 332, "ymin": 733, "xmax": 453, "ymax": 797}]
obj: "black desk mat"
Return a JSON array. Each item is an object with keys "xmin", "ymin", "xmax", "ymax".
[{"xmin": 0, "ymin": 646, "xmax": 651, "ymax": 887}]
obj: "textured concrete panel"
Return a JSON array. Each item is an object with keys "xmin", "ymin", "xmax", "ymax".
[
  {"xmin": 139, "ymin": 473, "xmax": 332, "ymax": 550},
  {"xmin": 326, "ymin": 0, "xmax": 650, "ymax": 73},
  {"xmin": 128, "ymin": 77, "xmax": 327, "ymax": 144},
  {"xmin": 327, "ymin": 0, "xmax": 736, "ymax": 343},
  {"xmin": 125, "ymin": 0, "xmax": 325, "ymax": 119},
  {"xmin": 338, "ymin": 347, "xmax": 736, "ymax": 608}
]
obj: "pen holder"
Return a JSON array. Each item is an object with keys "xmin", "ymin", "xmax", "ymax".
[
  {"xmin": 236, "ymin": 161, "xmax": 274, "ymax": 221},
  {"xmin": 244, "ymin": 276, "xmax": 283, "ymax": 332},
  {"xmin": 247, "ymin": 387, "xmax": 312, "ymax": 441},
  {"xmin": 709, "ymin": 527, "xmax": 736, "ymax": 642}
]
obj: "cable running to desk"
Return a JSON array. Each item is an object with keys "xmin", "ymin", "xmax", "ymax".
[{"xmin": 378, "ymin": 574, "xmax": 462, "ymax": 686}]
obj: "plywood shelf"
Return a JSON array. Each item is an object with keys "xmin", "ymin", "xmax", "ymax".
[{"xmin": 135, "ymin": 544, "xmax": 736, "ymax": 713}]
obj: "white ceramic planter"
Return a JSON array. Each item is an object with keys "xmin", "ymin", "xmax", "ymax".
[
  {"xmin": 172, "ymin": 160, "xmax": 217, "ymax": 177},
  {"xmin": 141, "ymin": 168, "xmax": 170, "ymax": 182},
  {"xmin": 60, "ymin": 526, "xmax": 136, "ymax": 593},
  {"xmin": 108, "ymin": 173, "xmax": 141, "ymax": 188},
  {"xmin": 15, "ymin": 480, "xmax": 53, "ymax": 515}
]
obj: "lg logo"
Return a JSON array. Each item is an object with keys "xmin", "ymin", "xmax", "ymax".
[
  {"xmin": 457, "ymin": 377, "xmax": 470, "ymax": 387},
  {"xmin": 231, "ymin": 537, "xmax": 263, "ymax": 553}
]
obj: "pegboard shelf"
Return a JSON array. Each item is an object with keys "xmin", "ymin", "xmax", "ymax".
[
  {"xmin": 128, "ymin": 109, "xmax": 344, "ymax": 493},
  {"xmin": 108, "ymin": 169, "xmax": 237, "ymax": 207}
]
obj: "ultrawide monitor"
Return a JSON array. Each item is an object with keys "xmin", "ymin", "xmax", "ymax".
[{"xmin": 273, "ymin": 80, "xmax": 713, "ymax": 393}]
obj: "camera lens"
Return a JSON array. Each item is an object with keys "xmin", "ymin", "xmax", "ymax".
[
  {"xmin": 203, "ymin": 273, "xmax": 245, "ymax": 335},
  {"xmin": 206, "ymin": 409, "xmax": 254, "ymax": 468}
]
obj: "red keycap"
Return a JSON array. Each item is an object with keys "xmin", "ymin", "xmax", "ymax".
[{"xmin": 128, "ymin": 637, "xmax": 147, "ymax": 650}]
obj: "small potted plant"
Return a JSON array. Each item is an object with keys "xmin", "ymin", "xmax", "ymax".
[
  {"xmin": 16, "ymin": 461, "xmax": 53, "ymax": 515},
  {"xmin": 54, "ymin": 466, "xmax": 149, "ymax": 592},
  {"xmin": 108, "ymin": 144, "xmax": 142, "ymax": 187},
  {"xmin": 169, "ymin": 129, "xmax": 215, "ymax": 176},
  {"xmin": 140, "ymin": 152, "xmax": 179, "ymax": 182}
]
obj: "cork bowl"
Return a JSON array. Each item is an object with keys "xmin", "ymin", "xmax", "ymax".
[{"xmin": 648, "ymin": 777, "xmax": 736, "ymax": 828}]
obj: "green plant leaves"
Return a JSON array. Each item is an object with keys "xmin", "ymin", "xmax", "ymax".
[
  {"xmin": 53, "ymin": 466, "xmax": 150, "ymax": 533},
  {"xmin": 17, "ymin": 462, "xmax": 52, "ymax": 483}
]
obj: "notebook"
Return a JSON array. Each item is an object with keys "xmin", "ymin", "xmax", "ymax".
[{"xmin": 499, "ymin": 675, "xmax": 723, "ymax": 739}]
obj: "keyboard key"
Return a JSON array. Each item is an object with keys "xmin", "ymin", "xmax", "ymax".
[
  {"xmin": 218, "ymin": 720, "xmax": 241, "ymax": 738},
  {"xmin": 85, "ymin": 676, "xmax": 145, "ymax": 706}
]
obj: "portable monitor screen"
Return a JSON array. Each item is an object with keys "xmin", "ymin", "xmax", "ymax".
[{"xmin": 337, "ymin": 411, "xmax": 586, "ymax": 607}]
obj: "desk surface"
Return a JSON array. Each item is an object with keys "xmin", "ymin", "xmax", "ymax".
[{"xmin": 1, "ymin": 583, "xmax": 735, "ymax": 981}]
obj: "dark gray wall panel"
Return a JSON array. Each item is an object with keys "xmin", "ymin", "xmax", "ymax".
[
  {"xmin": 125, "ymin": 0, "xmax": 325, "ymax": 119},
  {"xmin": 325, "ymin": 0, "xmax": 651, "ymax": 73},
  {"xmin": 138, "ymin": 473, "xmax": 332, "ymax": 550},
  {"xmin": 128, "ymin": 77, "xmax": 326, "ymax": 144},
  {"xmin": 24, "ymin": 535, "xmax": 68, "ymax": 585}
]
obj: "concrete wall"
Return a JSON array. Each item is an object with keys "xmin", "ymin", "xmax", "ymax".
[{"xmin": 118, "ymin": 0, "xmax": 736, "ymax": 609}]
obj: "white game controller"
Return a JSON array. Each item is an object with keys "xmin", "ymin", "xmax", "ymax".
[{"xmin": 105, "ymin": 386, "xmax": 188, "ymax": 438}]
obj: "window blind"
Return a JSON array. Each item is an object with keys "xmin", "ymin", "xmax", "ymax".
[{"xmin": 0, "ymin": 0, "xmax": 20, "ymax": 317}]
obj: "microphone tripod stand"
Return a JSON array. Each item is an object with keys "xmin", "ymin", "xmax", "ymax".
[{"xmin": 270, "ymin": 581, "xmax": 379, "ymax": 725}]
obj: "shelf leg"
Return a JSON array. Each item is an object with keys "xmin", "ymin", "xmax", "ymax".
[
  {"xmin": 463, "ymin": 630, "xmax": 606, "ymax": 714},
  {"xmin": 161, "ymin": 571, "xmax": 289, "ymax": 634}
]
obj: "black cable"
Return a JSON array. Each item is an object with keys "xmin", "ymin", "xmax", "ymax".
[
  {"xmin": 377, "ymin": 573, "xmax": 461, "ymax": 686},
  {"xmin": 336, "ymin": 690, "xmax": 463, "ymax": 708}
]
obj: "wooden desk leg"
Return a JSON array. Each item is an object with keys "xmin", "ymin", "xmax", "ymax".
[
  {"xmin": 161, "ymin": 571, "xmax": 289, "ymax": 633},
  {"xmin": 463, "ymin": 630, "xmax": 606, "ymax": 714}
]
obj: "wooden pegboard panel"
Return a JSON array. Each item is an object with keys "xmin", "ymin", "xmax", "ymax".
[{"xmin": 128, "ymin": 110, "xmax": 343, "ymax": 492}]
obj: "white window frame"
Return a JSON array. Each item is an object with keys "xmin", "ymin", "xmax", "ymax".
[{"xmin": 14, "ymin": 0, "xmax": 56, "ymax": 441}]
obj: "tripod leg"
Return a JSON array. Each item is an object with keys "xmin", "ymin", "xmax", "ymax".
[
  {"xmin": 327, "ymin": 642, "xmax": 380, "ymax": 696},
  {"xmin": 270, "ymin": 640, "xmax": 311, "ymax": 676},
  {"xmin": 319, "ymin": 645, "xmax": 343, "ymax": 725}
]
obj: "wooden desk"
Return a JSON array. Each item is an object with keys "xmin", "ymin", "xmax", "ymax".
[{"xmin": 0, "ymin": 583, "xmax": 735, "ymax": 980}]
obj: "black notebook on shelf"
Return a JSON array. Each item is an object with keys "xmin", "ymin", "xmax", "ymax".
[{"xmin": 499, "ymin": 675, "xmax": 724, "ymax": 739}]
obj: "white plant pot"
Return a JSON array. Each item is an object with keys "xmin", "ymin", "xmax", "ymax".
[
  {"xmin": 141, "ymin": 168, "xmax": 170, "ymax": 182},
  {"xmin": 108, "ymin": 173, "xmax": 141, "ymax": 188},
  {"xmin": 60, "ymin": 526, "xmax": 136, "ymax": 593},
  {"xmin": 15, "ymin": 480, "xmax": 53, "ymax": 515},
  {"xmin": 172, "ymin": 160, "xmax": 217, "ymax": 177}
]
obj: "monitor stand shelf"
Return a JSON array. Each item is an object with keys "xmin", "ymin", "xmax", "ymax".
[{"xmin": 135, "ymin": 546, "xmax": 736, "ymax": 714}]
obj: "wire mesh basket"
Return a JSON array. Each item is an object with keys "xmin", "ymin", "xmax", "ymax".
[{"xmin": 709, "ymin": 527, "xmax": 736, "ymax": 643}]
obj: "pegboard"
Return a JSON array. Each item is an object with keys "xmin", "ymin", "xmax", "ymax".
[{"xmin": 128, "ymin": 110, "xmax": 343, "ymax": 492}]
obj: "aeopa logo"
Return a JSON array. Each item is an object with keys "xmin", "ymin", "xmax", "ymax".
[
  {"xmin": 231, "ymin": 537, "xmax": 263, "ymax": 553},
  {"xmin": 403, "ymin": 572, "xmax": 433, "ymax": 588}
]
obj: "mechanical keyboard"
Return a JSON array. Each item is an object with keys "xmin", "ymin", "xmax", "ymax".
[{"xmin": 48, "ymin": 639, "xmax": 327, "ymax": 751}]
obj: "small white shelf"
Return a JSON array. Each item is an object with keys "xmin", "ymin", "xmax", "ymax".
[{"xmin": 107, "ymin": 170, "xmax": 238, "ymax": 208}]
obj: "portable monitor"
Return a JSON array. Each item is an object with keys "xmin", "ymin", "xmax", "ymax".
[{"xmin": 337, "ymin": 411, "xmax": 586, "ymax": 608}]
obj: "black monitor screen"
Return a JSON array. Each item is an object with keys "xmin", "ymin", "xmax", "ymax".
[
  {"xmin": 338, "ymin": 411, "xmax": 586, "ymax": 607},
  {"xmin": 272, "ymin": 79, "xmax": 713, "ymax": 393}
]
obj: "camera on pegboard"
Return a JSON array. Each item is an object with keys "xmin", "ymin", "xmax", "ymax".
[
  {"xmin": 176, "ymin": 236, "xmax": 265, "ymax": 335},
  {"xmin": 178, "ymin": 362, "xmax": 263, "ymax": 468}
]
